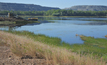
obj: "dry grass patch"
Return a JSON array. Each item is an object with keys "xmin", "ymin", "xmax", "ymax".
[
  {"xmin": 0, "ymin": 31, "xmax": 106, "ymax": 65},
  {"xmin": 105, "ymin": 35, "xmax": 107, "ymax": 38}
]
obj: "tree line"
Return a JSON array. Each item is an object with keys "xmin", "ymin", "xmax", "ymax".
[{"xmin": 0, "ymin": 9, "xmax": 107, "ymax": 16}]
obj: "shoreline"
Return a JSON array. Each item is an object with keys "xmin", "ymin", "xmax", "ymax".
[
  {"xmin": 0, "ymin": 30, "xmax": 106, "ymax": 65},
  {"xmin": 19, "ymin": 15, "xmax": 107, "ymax": 18},
  {"xmin": 5, "ymin": 30, "xmax": 107, "ymax": 61},
  {"xmin": 0, "ymin": 17, "xmax": 40, "ymax": 27}
]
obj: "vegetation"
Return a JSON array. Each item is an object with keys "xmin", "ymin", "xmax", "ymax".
[
  {"xmin": 0, "ymin": 16, "xmax": 39, "ymax": 26},
  {"xmin": 0, "ymin": 20, "xmax": 40, "ymax": 27},
  {"xmin": 72, "ymin": 35, "xmax": 107, "ymax": 60},
  {"xmin": 0, "ymin": 10, "xmax": 107, "ymax": 16},
  {"xmin": 0, "ymin": 21, "xmax": 15, "ymax": 25},
  {"xmin": 5, "ymin": 30, "xmax": 107, "ymax": 60},
  {"xmin": 6, "ymin": 31, "xmax": 62, "ymax": 46},
  {"xmin": 0, "ymin": 30, "xmax": 106, "ymax": 65},
  {"xmin": 0, "ymin": 2, "xmax": 59, "ymax": 11},
  {"xmin": 15, "ymin": 20, "xmax": 40, "ymax": 24},
  {"xmin": 65, "ymin": 5, "xmax": 107, "ymax": 11}
]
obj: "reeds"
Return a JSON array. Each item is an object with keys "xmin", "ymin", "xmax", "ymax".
[{"xmin": 0, "ymin": 31, "xmax": 106, "ymax": 65}]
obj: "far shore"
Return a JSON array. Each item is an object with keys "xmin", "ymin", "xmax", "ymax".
[{"xmin": 19, "ymin": 15, "xmax": 107, "ymax": 18}]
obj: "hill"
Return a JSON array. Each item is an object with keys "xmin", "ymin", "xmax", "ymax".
[
  {"xmin": 0, "ymin": 2, "xmax": 60, "ymax": 11},
  {"xmin": 64, "ymin": 5, "xmax": 107, "ymax": 11}
]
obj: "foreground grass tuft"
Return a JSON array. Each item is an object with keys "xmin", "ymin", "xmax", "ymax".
[{"xmin": 0, "ymin": 31, "xmax": 106, "ymax": 65}]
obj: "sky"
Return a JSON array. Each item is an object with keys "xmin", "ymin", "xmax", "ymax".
[{"xmin": 0, "ymin": 0, "xmax": 107, "ymax": 9}]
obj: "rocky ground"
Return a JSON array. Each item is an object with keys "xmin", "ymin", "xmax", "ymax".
[{"xmin": 0, "ymin": 46, "xmax": 47, "ymax": 65}]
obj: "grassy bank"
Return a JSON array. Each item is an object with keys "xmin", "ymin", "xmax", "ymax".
[
  {"xmin": 15, "ymin": 20, "xmax": 40, "ymax": 24},
  {"xmin": 72, "ymin": 35, "xmax": 107, "ymax": 60},
  {"xmin": 0, "ymin": 30, "xmax": 106, "ymax": 65},
  {"xmin": 0, "ymin": 31, "xmax": 107, "ymax": 62},
  {"xmin": 6, "ymin": 31, "xmax": 72, "ymax": 49},
  {"xmin": 6, "ymin": 31, "xmax": 107, "ymax": 59},
  {"xmin": 0, "ymin": 20, "xmax": 40, "ymax": 27},
  {"xmin": 0, "ymin": 21, "xmax": 16, "ymax": 24},
  {"xmin": 0, "ymin": 16, "xmax": 40, "ymax": 27},
  {"xmin": 20, "ymin": 15, "xmax": 107, "ymax": 18}
]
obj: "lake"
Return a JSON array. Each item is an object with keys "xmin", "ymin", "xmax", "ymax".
[{"xmin": 0, "ymin": 17, "xmax": 107, "ymax": 44}]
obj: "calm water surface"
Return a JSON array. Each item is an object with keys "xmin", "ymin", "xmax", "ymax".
[{"xmin": 1, "ymin": 17, "xmax": 107, "ymax": 44}]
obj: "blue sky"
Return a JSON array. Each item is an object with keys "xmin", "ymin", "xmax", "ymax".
[{"xmin": 0, "ymin": 0, "xmax": 107, "ymax": 9}]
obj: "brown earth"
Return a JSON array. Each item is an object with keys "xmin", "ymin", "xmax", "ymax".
[{"xmin": 0, "ymin": 46, "xmax": 47, "ymax": 65}]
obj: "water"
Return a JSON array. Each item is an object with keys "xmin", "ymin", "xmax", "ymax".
[{"xmin": 0, "ymin": 17, "xmax": 107, "ymax": 44}]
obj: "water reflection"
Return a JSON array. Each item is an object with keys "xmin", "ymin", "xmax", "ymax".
[{"xmin": 0, "ymin": 17, "xmax": 107, "ymax": 44}]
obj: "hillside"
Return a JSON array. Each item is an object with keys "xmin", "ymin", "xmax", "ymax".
[
  {"xmin": 64, "ymin": 5, "xmax": 107, "ymax": 11},
  {"xmin": 0, "ymin": 2, "xmax": 59, "ymax": 11}
]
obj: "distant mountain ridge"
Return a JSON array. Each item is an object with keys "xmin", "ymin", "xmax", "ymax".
[
  {"xmin": 0, "ymin": 2, "xmax": 60, "ymax": 11},
  {"xmin": 64, "ymin": 5, "xmax": 107, "ymax": 11}
]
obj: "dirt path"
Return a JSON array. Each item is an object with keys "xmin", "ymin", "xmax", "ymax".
[{"xmin": 0, "ymin": 46, "xmax": 47, "ymax": 65}]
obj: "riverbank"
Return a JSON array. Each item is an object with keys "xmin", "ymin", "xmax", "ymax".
[
  {"xmin": 6, "ymin": 31, "xmax": 107, "ymax": 59},
  {"xmin": 19, "ymin": 15, "xmax": 107, "ymax": 18},
  {"xmin": 0, "ymin": 30, "xmax": 106, "ymax": 65},
  {"xmin": 0, "ymin": 17, "xmax": 40, "ymax": 27}
]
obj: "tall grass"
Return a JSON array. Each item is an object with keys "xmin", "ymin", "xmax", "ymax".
[
  {"xmin": 0, "ymin": 31, "xmax": 106, "ymax": 65},
  {"xmin": 6, "ymin": 30, "xmax": 74, "ymax": 50},
  {"xmin": 6, "ymin": 30, "xmax": 62, "ymax": 46},
  {"xmin": 6, "ymin": 30, "xmax": 107, "ymax": 61}
]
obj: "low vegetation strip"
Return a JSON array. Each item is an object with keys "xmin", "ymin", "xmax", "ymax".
[
  {"xmin": 72, "ymin": 35, "xmax": 107, "ymax": 60},
  {"xmin": 0, "ymin": 30, "xmax": 106, "ymax": 65},
  {"xmin": 6, "ymin": 31, "xmax": 107, "ymax": 61}
]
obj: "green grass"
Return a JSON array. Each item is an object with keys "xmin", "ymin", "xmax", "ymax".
[
  {"xmin": 15, "ymin": 21, "xmax": 40, "ymax": 24},
  {"xmin": 6, "ymin": 31, "xmax": 62, "ymax": 46},
  {"xmin": 20, "ymin": 15, "xmax": 107, "ymax": 18},
  {"xmin": 1, "ymin": 30, "xmax": 106, "ymax": 65},
  {"xmin": 6, "ymin": 30, "xmax": 74, "ymax": 50},
  {"xmin": 0, "ymin": 20, "xmax": 40, "ymax": 26},
  {"xmin": 71, "ymin": 35, "xmax": 107, "ymax": 60},
  {"xmin": 0, "ymin": 21, "xmax": 16, "ymax": 24},
  {"xmin": 5, "ymin": 30, "xmax": 107, "ymax": 61}
]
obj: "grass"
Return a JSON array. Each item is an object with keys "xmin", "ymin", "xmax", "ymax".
[
  {"xmin": 71, "ymin": 35, "xmax": 107, "ymax": 60},
  {"xmin": 0, "ymin": 20, "xmax": 40, "ymax": 27},
  {"xmin": 0, "ymin": 21, "xmax": 16, "ymax": 25},
  {"xmin": 20, "ymin": 15, "xmax": 107, "ymax": 18},
  {"xmin": 15, "ymin": 20, "xmax": 40, "ymax": 24},
  {"xmin": 7, "ymin": 30, "xmax": 74, "ymax": 50},
  {"xmin": 6, "ymin": 31, "xmax": 107, "ymax": 60},
  {"xmin": 0, "ymin": 30, "xmax": 106, "ymax": 65},
  {"xmin": 6, "ymin": 30, "xmax": 62, "ymax": 46}
]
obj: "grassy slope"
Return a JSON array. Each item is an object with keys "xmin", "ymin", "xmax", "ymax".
[
  {"xmin": 5, "ymin": 31, "xmax": 107, "ymax": 60},
  {"xmin": 0, "ymin": 30, "xmax": 106, "ymax": 65},
  {"xmin": 6, "ymin": 31, "xmax": 107, "ymax": 57}
]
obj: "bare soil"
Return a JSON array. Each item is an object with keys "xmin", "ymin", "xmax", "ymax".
[{"xmin": 0, "ymin": 46, "xmax": 47, "ymax": 65}]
